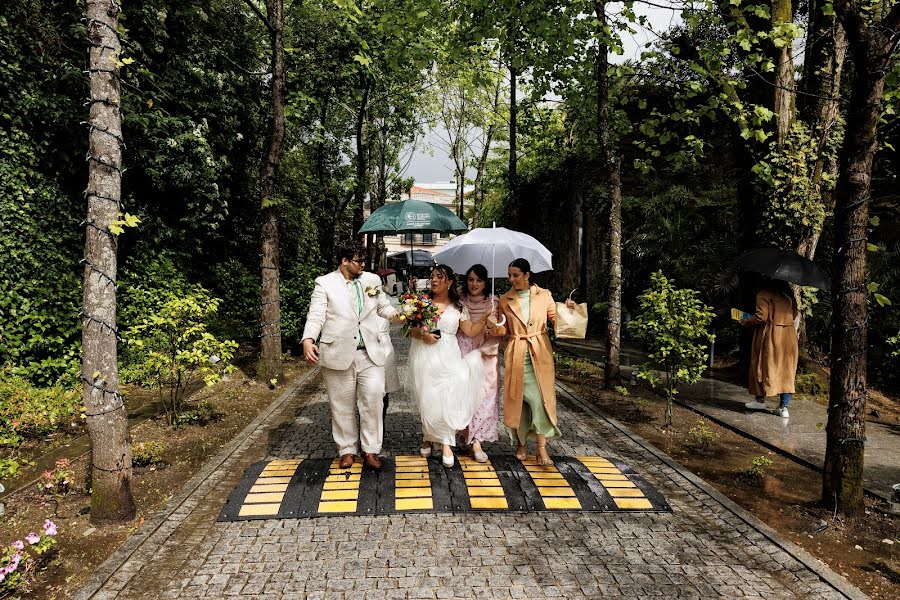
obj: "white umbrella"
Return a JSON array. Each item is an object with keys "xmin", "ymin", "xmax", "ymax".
[
  {"xmin": 434, "ymin": 224, "xmax": 553, "ymax": 327},
  {"xmin": 433, "ymin": 225, "xmax": 553, "ymax": 278}
]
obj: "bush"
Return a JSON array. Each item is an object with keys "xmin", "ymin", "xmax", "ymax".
[
  {"xmin": 38, "ymin": 458, "xmax": 74, "ymax": 497},
  {"xmin": 687, "ymin": 418, "xmax": 720, "ymax": 452},
  {"xmin": 173, "ymin": 400, "xmax": 221, "ymax": 429},
  {"xmin": 0, "ymin": 520, "xmax": 58, "ymax": 596},
  {"xmin": 795, "ymin": 372, "xmax": 828, "ymax": 396},
  {"xmin": 628, "ymin": 271, "xmax": 715, "ymax": 426},
  {"xmin": 0, "ymin": 458, "xmax": 20, "ymax": 480},
  {"xmin": 131, "ymin": 440, "xmax": 166, "ymax": 467},
  {"xmin": 122, "ymin": 288, "xmax": 237, "ymax": 427},
  {"xmin": 744, "ymin": 455, "xmax": 774, "ymax": 480},
  {"xmin": 0, "ymin": 371, "xmax": 83, "ymax": 448}
]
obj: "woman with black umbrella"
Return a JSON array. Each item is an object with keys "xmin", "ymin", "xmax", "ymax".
[{"xmin": 740, "ymin": 278, "xmax": 799, "ymax": 418}]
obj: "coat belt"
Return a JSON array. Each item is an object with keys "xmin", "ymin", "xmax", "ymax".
[{"xmin": 512, "ymin": 332, "xmax": 544, "ymax": 339}]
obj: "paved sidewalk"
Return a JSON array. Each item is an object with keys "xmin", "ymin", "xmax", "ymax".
[
  {"xmin": 557, "ymin": 337, "xmax": 899, "ymax": 501},
  {"xmin": 76, "ymin": 333, "xmax": 867, "ymax": 599}
]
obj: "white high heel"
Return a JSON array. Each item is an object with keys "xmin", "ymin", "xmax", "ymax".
[
  {"xmin": 441, "ymin": 450, "xmax": 455, "ymax": 468},
  {"xmin": 420, "ymin": 444, "xmax": 432, "ymax": 457}
]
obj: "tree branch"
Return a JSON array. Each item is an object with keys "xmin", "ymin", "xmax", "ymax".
[{"xmin": 241, "ymin": 0, "xmax": 275, "ymax": 35}]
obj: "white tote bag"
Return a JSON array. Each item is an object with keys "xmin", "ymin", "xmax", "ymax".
[{"xmin": 555, "ymin": 289, "xmax": 588, "ymax": 339}]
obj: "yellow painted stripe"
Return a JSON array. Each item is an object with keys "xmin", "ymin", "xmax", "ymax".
[
  {"xmin": 538, "ymin": 487, "xmax": 576, "ymax": 497},
  {"xmin": 614, "ymin": 498, "xmax": 654, "ymax": 510},
  {"xmin": 465, "ymin": 479, "xmax": 504, "ymax": 487},
  {"xmin": 530, "ymin": 479, "xmax": 571, "ymax": 487},
  {"xmin": 395, "ymin": 479, "xmax": 431, "ymax": 488},
  {"xmin": 244, "ymin": 492, "xmax": 285, "ymax": 503},
  {"xmin": 395, "ymin": 487, "xmax": 432, "ymax": 498},
  {"xmin": 255, "ymin": 476, "xmax": 292, "ymax": 484},
  {"xmin": 601, "ymin": 480, "xmax": 636, "ymax": 488},
  {"xmin": 321, "ymin": 489, "xmax": 360, "ymax": 500},
  {"xmin": 396, "ymin": 498, "xmax": 433, "ymax": 510},
  {"xmin": 239, "ymin": 503, "xmax": 281, "ymax": 516},
  {"xmin": 248, "ymin": 484, "xmax": 289, "ymax": 493},
  {"xmin": 317, "ymin": 500, "xmax": 358, "ymax": 513},
  {"xmin": 523, "ymin": 471, "xmax": 564, "ymax": 479},
  {"xmin": 467, "ymin": 487, "xmax": 505, "ymax": 497},
  {"xmin": 323, "ymin": 481, "xmax": 360, "ymax": 490},
  {"xmin": 395, "ymin": 472, "xmax": 430, "ymax": 480},
  {"xmin": 543, "ymin": 497, "xmax": 582, "ymax": 509},
  {"xmin": 469, "ymin": 497, "xmax": 508, "ymax": 509},
  {"xmin": 595, "ymin": 475, "xmax": 629, "ymax": 482},
  {"xmin": 394, "ymin": 466, "xmax": 429, "ymax": 473},
  {"xmin": 324, "ymin": 474, "xmax": 361, "ymax": 482},
  {"xmin": 607, "ymin": 488, "xmax": 646, "ymax": 498}
]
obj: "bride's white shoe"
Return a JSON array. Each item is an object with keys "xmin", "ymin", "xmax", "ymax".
[
  {"xmin": 441, "ymin": 451, "xmax": 455, "ymax": 468},
  {"xmin": 420, "ymin": 444, "xmax": 432, "ymax": 457}
]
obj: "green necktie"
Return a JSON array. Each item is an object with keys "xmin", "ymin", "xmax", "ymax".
[{"xmin": 354, "ymin": 280, "xmax": 364, "ymax": 348}]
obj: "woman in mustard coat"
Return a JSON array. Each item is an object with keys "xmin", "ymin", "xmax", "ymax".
[
  {"xmin": 740, "ymin": 279, "xmax": 799, "ymax": 418},
  {"xmin": 487, "ymin": 258, "xmax": 572, "ymax": 466}
]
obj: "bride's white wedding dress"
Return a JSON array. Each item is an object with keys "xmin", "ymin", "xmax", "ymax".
[{"xmin": 409, "ymin": 304, "xmax": 484, "ymax": 445}]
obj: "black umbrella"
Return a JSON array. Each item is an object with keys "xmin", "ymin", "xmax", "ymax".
[{"xmin": 735, "ymin": 248, "xmax": 831, "ymax": 290}]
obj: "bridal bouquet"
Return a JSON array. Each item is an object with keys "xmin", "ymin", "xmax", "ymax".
[{"xmin": 397, "ymin": 292, "xmax": 439, "ymax": 336}]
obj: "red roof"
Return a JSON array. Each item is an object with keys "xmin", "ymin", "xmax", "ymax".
[{"xmin": 409, "ymin": 185, "xmax": 451, "ymax": 196}]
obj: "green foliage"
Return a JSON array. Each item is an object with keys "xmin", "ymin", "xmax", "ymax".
[
  {"xmin": 754, "ymin": 122, "xmax": 840, "ymax": 247},
  {"xmin": 173, "ymin": 399, "xmax": 221, "ymax": 429},
  {"xmin": 744, "ymin": 455, "xmax": 774, "ymax": 480},
  {"xmin": 0, "ymin": 371, "xmax": 83, "ymax": 448},
  {"xmin": 122, "ymin": 288, "xmax": 237, "ymax": 427},
  {"xmin": 0, "ymin": 520, "xmax": 58, "ymax": 596},
  {"xmin": 628, "ymin": 272, "xmax": 715, "ymax": 426},
  {"xmin": 39, "ymin": 458, "xmax": 74, "ymax": 497},
  {"xmin": 613, "ymin": 385, "xmax": 629, "ymax": 397},
  {"xmin": 796, "ymin": 372, "xmax": 829, "ymax": 397},
  {"xmin": 130, "ymin": 440, "xmax": 166, "ymax": 466},
  {"xmin": 0, "ymin": 458, "xmax": 20, "ymax": 480},
  {"xmin": 687, "ymin": 418, "xmax": 720, "ymax": 452}
]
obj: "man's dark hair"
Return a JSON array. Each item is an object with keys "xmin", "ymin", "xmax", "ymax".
[{"xmin": 334, "ymin": 240, "xmax": 367, "ymax": 266}]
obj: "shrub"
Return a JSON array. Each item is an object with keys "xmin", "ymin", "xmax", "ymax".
[
  {"xmin": 613, "ymin": 385, "xmax": 630, "ymax": 397},
  {"xmin": 122, "ymin": 288, "xmax": 237, "ymax": 427},
  {"xmin": 39, "ymin": 458, "xmax": 74, "ymax": 496},
  {"xmin": 173, "ymin": 400, "xmax": 221, "ymax": 429},
  {"xmin": 687, "ymin": 418, "xmax": 720, "ymax": 452},
  {"xmin": 0, "ymin": 371, "xmax": 83, "ymax": 448},
  {"xmin": 628, "ymin": 271, "xmax": 715, "ymax": 426},
  {"xmin": 0, "ymin": 458, "xmax": 19, "ymax": 480},
  {"xmin": 795, "ymin": 372, "xmax": 828, "ymax": 396},
  {"xmin": 0, "ymin": 520, "xmax": 58, "ymax": 596},
  {"xmin": 131, "ymin": 441, "xmax": 166, "ymax": 467},
  {"xmin": 744, "ymin": 455, "xmax": 774, "ymax": 480}
]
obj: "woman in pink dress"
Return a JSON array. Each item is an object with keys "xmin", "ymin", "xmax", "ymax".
[{"xmin": 456, "ymin": 264, "xmax": 502, "ymax": 462}]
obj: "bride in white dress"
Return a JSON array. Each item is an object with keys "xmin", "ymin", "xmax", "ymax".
[{"xmin": 408, "ymin": 265, "xmax": 489, "ymax": 467}]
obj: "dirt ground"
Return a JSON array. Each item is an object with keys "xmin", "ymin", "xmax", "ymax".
[
  {"xmin": 557, "ymin": 360, "xmax": 900, "ymax": 600},
  {"xmin": 0, "ymin": 357, "xmax": 311, "ymax": 599}
]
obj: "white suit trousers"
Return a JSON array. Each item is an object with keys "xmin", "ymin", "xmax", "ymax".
[{"xmin": 321, "ymin": 349, "xmax": 385, "ymax": 456}]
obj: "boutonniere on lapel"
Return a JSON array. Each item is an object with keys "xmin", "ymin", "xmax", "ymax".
[{"xmin": 365, "ymin": 285, "xmax": 381, "ymax": 297}]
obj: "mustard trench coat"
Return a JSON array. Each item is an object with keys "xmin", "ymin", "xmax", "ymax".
[
  {"xmin": 494, "ymin": 285, "xmax": 558, "ymax": 429},
  {"xmin": 742, "ymin": 289, "xmax": 799, "ymax": 397}
]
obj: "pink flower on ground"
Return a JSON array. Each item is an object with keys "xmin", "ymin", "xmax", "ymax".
[
  {"xmin": 13, "ymin": 540, "xmax": 24, "ymax": 550},
  {"xmin": 43, "ymin": 520, "xmax": 58, "ymax": 536},
  {"xmin": 25, "ymin": 532, "xmax": 40, "ymax": 545}
]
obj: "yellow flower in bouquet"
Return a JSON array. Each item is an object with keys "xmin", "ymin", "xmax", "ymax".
[{"xmin": 398, "ymin": 292, "xmax": 440, "ymax": 335}]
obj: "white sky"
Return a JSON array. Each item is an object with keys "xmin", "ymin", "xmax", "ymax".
[{"xmin": 405, "ymin": 2, "xmax": 683, "ymax": 182}]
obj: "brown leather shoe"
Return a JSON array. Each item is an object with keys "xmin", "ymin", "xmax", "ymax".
[
  {"xmin": 339, "ymin": 453, "xmax": 355, "ymax": 469},
  {"xmin": 363, "ymin": 453, "xmax": 382, "ymax": 470}
]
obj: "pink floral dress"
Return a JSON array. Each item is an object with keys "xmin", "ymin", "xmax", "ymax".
[{"xmin": 456, "ymin": 294, "xmax": 501, "ymax": 444}]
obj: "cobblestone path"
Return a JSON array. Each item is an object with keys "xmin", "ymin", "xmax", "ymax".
[{"xmin": 77, "ymin": 333, "xmax": 865, "ymax": 599}]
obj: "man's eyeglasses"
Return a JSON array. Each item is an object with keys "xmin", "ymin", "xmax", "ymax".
[{"xmin": 348, "ymin": 257, "xmax": 365, "ymax": 266}]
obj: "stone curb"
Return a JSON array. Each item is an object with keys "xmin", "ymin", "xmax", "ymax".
[
  {"xmin": 555, "ymin": 380, "xmax": 870, "ymax": 600},
  {"xmin": 71, "ymin": 367, "xmax": 320, "ymax": 600}
]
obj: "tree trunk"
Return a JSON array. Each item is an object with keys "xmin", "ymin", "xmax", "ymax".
[
  {"xmin": 257, "ymin": 0, "xmax": 286, "ymax": 384},
  {"xmin": 352, "ymin": 81, "xmax": 371, "ymax": 237},
  {"xmin": 771, "ymin": 0, "xmax": 795, "ymax": 146},
  {"xmin": 507, "ymin": 65, "xmax": 518, "ymax": 228},
  {"xmin": 823, "ymin": 0, "xmax": 899, "ymax": 515},
  {"xmin": 595, "ymin": 0, "xmax": 622, "ymax": 387},
  {"xmin": 83, "ymin": 0, "xmax": 136, "ymax": 523}
]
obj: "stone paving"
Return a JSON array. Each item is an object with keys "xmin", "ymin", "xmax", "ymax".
[{"xmin": 76, "ymin": 332, "xmax": 867, "ymax": 599}]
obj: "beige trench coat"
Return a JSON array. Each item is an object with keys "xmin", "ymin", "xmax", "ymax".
[
  {"xmin": 494, "ymin": 285, "xmax": 558, "ymax": 428},
  {"xmin": 742, "ymin": 289, "xmax": 799, "ymax": 397}
]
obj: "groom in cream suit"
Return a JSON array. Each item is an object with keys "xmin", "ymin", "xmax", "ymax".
[{"xmin": 302, "ymin": 240, "xmax": 399, "ymax": 469}]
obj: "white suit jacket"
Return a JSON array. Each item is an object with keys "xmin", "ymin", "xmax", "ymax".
[{"xmin": 301, "ymin": 270, "xmax": 399, "ymax": 370}]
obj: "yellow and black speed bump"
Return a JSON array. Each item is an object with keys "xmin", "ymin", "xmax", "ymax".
[{"xmin": 218, "ymin": 455, "xmax": 669, "ymax": 521}]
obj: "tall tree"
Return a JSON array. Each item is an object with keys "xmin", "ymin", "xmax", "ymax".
[
  {"xmin": 594, "ymin": 0, "xmax": 624, "ymax": 388},
  {"xmin": 83, "ymin": 0, "xmax": 136, "ymax": 522},
  {"xmin": 824, "ymin": 0, "xmax": 900, "ymax": 515},
  {"xmin": 245, "ymin": 0, "xmax": 287, "ymax": 384}
]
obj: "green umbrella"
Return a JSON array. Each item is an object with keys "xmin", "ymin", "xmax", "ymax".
[{"xmin": 358, "ymin": 199, "xmax": 468, "ymax": 235}]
